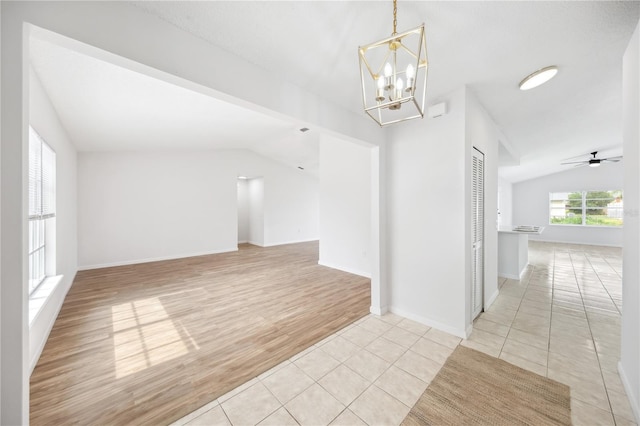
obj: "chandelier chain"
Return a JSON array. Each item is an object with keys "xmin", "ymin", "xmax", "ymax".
[{"xmin": 392, "ymin": 0, "xmax": 398, "ymax": 35}]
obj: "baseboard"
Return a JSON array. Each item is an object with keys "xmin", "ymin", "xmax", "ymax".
[
  {"xmin": 498, "ymin": 270, "xmax": 525, "ymax": 280},
  {"xmin": 618, "ymin": 361, "xmax": 640, "ymax": 423},
  {"xmin": 237, "ymin": 240, "xmax": 248, "ymax": 244},
  {"xmin": 317, "ymin": 260, "xmax": 371, "ymax": 278},
  {"xmin": 78, "ymin": 247, "xmax": 239, "ymax": 270},
  {"xmin": 465, "ymin": 323, "xmax": 474, "ymax": 339},
  {"xmin": 370, "ymin": 305, "xmax": 388, "ymax": 316},
  {"xmin": 485, "ymin": 288, "xmax": 500, "ymax": 309},
  {"xmin": 263, "ymin": 238, "xmax": 319, "ymax": 247},
  {"xmin": 531, "ymin": 237, "xmax": 623, "ymax": 248},
  {"xmin": 389, "ymin": 306, "xmax": 468, "ymax": 339}
]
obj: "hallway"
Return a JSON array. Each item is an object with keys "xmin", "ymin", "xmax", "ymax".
[{"xmin": 465, "ymin": 241, "xmax": 632, "ymax": 425}]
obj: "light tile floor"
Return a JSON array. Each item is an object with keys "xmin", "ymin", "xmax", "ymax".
[{"xmin": 173, "ymin": 241, "xmax": 636, "ymax": 426}]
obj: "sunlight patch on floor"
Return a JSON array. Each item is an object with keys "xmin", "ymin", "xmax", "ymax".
[{"xmin": 111, "ymin": 296, "xmax": 195, "ymax": 378}]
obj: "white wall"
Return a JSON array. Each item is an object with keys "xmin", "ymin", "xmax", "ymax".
[
  {"xmin": 0, "ymin": 8, "xmax": 3, "ymax": 419},
  {"xmin": 263, "ymin": 172, "xmax": 319, "ymax": 247},
  {"xmin": 621, "ymin": 20, "xmax": 640, "ymax": 424},
  {"xmin": 319, "ymin": 135, "xmax": 371, "ymax": 278},
  {"xmin": 237, "ymin": 179, "xmax": 249, "ymax": 243},
  {"xmin": 498, "ymin": 177, "xmax": 513, "ymax": 227},
  {"xmin": 387, "ymin": 87, "xmax": 468, "ymax": 336},
  {"xmin": 78, "ymin": 150, "xmax": 318, "ymax": 269},
  {"xmin": 1, "ymin": 5, "xmax": 30, "ymax": 419},
  {"xmin": 370, "ymin": 144, "xmax": 389, "ymax": 314},
  {"xmin": 465, "ymin": 89, "xmax": 501, "ymax": 321},
  {"xmin": 78, "ymin": 150, "xmax": 238, "ymax": 268},
  {"xmin": 28, "ymin": 70, "xmax": 78, "ymax": 372},
  {"xmin": 387, "ymin": 87, "xmax": 501, "ymax": 337},
  {"xmin": 248, "ymin": 177, "xmax": 264, "ymax": 246},
  {"xmin": 512, "ymin": 162, "xmax": 624, "ymax": 246}
]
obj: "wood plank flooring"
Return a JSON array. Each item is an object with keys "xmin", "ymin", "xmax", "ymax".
[{"xmin": 30, "ymin": 242, "xmax": 371, "ymax": 425}]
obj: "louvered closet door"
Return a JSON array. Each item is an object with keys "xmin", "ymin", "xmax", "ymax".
[{"xmin": 472, "ymin": 148, "xmax": 485, "ymax": 320}]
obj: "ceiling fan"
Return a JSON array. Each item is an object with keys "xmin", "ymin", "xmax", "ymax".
[{"xmin": 561, "ymin": 151, "xmax": 623, "ymax": 168}]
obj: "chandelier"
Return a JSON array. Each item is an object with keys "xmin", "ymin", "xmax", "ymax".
[{"xmin": 358, "ymin": 0, "xmax": 428, "ymax": 126}]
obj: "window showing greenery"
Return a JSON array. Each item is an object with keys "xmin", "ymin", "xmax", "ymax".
[{"xmin": 549, "ymin": 190, "xmax": 623, "ymax": 227}]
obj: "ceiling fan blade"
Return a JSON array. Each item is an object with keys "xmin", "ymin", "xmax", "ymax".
[
  {"xmin": 602, "ymin": 156, "xmax": 623, "ymax": 162},
  {"xmin": 561, "ymin": 160, "xmax": 588, "ymax": 165}
]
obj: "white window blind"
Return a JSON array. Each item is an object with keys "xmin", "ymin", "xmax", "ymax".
[
  {"xmin": 29, "ymin": 127, "xmax": 56, "ymax": 219},
  {"xmin": 29, "ymin": 126, "xmax": 56, "ymax": 294}
]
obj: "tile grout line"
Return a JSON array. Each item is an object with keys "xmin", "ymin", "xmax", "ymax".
[
  {"xmin": 219, "ymin": 403, "xmax": 235, "ymax": 426},
  {"xmin": 583, "ymin": 251, "xmax": 622, "ymax": 317},
  {"xmin": 318, "ymin": 333, "xmax": 378, "ymax": 426},
  {"xmin": 259, "ymin": 368, "xmax": 310, "ymax": 425},
  {"xmin": 290, "ymin": 319, "xmax": 438, "ymax": 426},
  {"xmin": 330, "ymin": 320, "xmax": 443, "ymax": 425},
  {"xmin": 216, "ymin": 320, "xmax": 363, "ymax": 426},
  {"xmin": 314, "ymin": 326, "xmax": 375, "ymax": 425},
  {"xmin": 567, "ymin": 250, "xmax": 618, "ymax": 425},
  {"xmin": 499, "ymin": 262, "xmax": 536, "ymax": 360},
  {"xmin": 544, "ymin": 245, "xmax": 557, "ymax": 379},
  {"xmin": 601, "ymin": 254, "xmax": 623, "ymax": 280}
]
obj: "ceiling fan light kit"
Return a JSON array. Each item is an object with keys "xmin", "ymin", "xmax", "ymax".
[
  {"xmin": 561, "ymin": 151, "xmax": 622, "ymax": 168},
  {"xmin": 518, "ymin": 65, "xmax": 558, "ymax": 90},
  {"xmin": 358, "ymin": 0, "xmax": 428, "ymax": 126}
]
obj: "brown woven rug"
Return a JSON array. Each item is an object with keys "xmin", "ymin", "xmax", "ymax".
[{"xmin": 402, "ymin": 345, "xmax": 571, "ymax": 426}]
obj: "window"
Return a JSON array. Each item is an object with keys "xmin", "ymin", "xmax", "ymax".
[
  {"xmin": 29, "ymin": 127, "xmax": 56, "ymax": 294},
  {"xmin": 549, "ymin": 190, "xmax": 623, "ymax": 227}
]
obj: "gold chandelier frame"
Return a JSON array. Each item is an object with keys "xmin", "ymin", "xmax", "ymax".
[{"xmin": 358, "ymin": 1, "xmax": 428, "ymax": 126}]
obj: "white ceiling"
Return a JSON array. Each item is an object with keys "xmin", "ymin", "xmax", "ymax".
[
  {"xmin": 30, "ymin": 1, "xmax": 639, "ymax": 182},
  {"xmin": 30, "ymin": 38, "xmax": 321, "ymax": 175}
]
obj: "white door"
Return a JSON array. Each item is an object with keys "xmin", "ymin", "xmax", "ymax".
[{"xmin": 472, "ymin": 148, "xmax": 485, "ymax": 320}]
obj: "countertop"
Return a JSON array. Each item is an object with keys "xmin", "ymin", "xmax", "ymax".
[{"xmin": 498, "ymin": 225, "xmax": 545, "ymax": 235}]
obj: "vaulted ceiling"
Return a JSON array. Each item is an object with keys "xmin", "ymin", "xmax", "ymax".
[{"xmin": 30, "ymin": 1, "xmax": 640, "ymax": 182}]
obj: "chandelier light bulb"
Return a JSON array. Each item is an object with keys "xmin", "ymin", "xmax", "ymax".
[
  {"xmin": 396, "ymin": 78, "xmax": 404, "ymax": 99},
  {"xmin": 376, "ymin": 76, "xmax": 385, "ymax": 101},
  {"xmin": 406, "ymin": 63, "xmax": 415, "ymax": 92},
  {"xmin": 384, "ymin": 62, "xmax": 393, "ymax": 90},
  {"xmin": 406, "ymin": 63, "xmax": 415, "ymax": 79},
  {"xmin": 384, "ymin": 63, "xmax": 392, "ymax": 77}
]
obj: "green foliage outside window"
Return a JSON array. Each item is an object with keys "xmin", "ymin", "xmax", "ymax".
[{"xmin": 549, "ymin": 190, "xmax": 623, "ymax": 227}]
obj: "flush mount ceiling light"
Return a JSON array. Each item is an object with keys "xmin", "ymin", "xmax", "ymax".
[
  {"xmin": 358, "ymin": 0, "xmax": 428, "ymax": 126},
  {"xmin": 518, "ymin": 66, "xmax": 558, "ymax": 90}
]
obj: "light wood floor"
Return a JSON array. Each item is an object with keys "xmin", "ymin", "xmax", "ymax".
[{"xmin": 30, "ymin": 242, "xmax": 371, "ymax": 425}]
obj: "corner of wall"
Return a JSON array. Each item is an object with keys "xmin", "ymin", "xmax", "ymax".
[
  {"xmin": 621, "ymin": 18, "xmax": 640, "ymax": 424},
  {"xmin": 619, "ymin": 361, "xmax": 640, "ymax": 423},
  {"xmin": 389, "ymin": 306, "xmax": 468, "ymax": 339}
]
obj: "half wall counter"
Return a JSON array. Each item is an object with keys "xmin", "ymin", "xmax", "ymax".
[{"xmin": 498, "ymin": 226, "xmax": 545, "ymax": 280}]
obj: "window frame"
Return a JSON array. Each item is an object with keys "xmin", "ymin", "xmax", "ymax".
[
  {"xmin": 28, "ymin": 126, "xmax": 56, "ymax": 295},
  {"xmin": 548, "ymin": 190, "xmax": 623, "ymax": 228}
]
